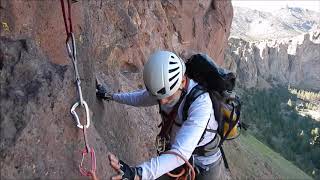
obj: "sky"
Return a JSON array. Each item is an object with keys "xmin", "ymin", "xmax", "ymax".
[{"xmin": 232, "ymin": 0, "xmax": 320, "ymax": 12}]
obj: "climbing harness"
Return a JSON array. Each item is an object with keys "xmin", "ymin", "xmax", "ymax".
[{"xmin": 60, "ymin": 0, "xmax": 96, "ymax": 176}]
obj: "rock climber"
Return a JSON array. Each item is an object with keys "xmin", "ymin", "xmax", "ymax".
[{"xmin": 96, "ymin": 50, "xmax": 226, "ymax": 180}]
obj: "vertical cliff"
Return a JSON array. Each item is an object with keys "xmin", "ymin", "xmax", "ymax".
[
  {"xmin": 224, "ymin": 30, "xmax": 320, "ymax": 90},
  {"xmin": 0, "ymin": 0, "xmax": 233, "ymax": 179}
]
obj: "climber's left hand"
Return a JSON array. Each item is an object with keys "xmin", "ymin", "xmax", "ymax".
[{"xmin": 96, "ymin": 84, "xmax": 113, "ymax": 101}]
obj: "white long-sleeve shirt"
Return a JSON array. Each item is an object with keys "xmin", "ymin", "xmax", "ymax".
[{"xmin": 113, "ymin": 79, "xmax": 221, "ymax": 179}]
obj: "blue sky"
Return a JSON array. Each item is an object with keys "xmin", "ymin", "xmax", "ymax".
[{"xmin": 232, "ymin": 0, "xmax": 320, "ymax": 12}]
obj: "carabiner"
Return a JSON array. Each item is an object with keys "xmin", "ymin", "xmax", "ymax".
[
  {"xmin": 156, "ymin": 136, "xmax": 167, "ymax": 154},
  {"xmin": 66, "ymin": 33, "xmax": 77, "ymax": 60},
  {"xmin": 70, "ymin": 100, "xmax": 90, "ymax": 129},
  {"xmin": 79, "ymin": 147, "xmax": 96, "ymax": 176}
]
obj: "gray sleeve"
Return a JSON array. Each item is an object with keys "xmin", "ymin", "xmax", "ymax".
[{"xmin": 112, "ymin": 89, "xmax": 158, "ymax": 107}]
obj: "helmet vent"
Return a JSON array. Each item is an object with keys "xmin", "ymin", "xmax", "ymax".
[
  {"xmin": 169, "ymin": 67, "xmax": 179, "ymax": 73},
  {"xmin": 157, "ymin": 87, "xmax": 166, "ymax": 95},
  {"xmin": 171, "ymin": 56, "xmax": 175, "ymax": 59},
  {"xmin": 169, "ymin": 61, "xmax": 177, "ymax": 64},
  {"xmin": 169, "ymin": 72, "xmax": 180, "ymax": 81},
  {"xmin": 170, "ymin": 79, "xmax": 179, "ymax": 90}
]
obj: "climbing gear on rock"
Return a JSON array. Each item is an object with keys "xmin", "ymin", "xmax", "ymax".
[
  {"xmin": 143, "ymin": 51, "xmax": 186, "ymax": 99},
  {"xmin": 118, "ymin": 160, "xmax": 142, "ymax": 180},
  {"xmin": 60, "ymin": 0, "xmax": 96, "ymax": 176},
  {"xmin": 71, "ymin": 100, "xmax": 90, "ymax": 129},
  {"xmin": 79, "ymin": 127, "xmax": 96, "ymax": 176},
  {"xmin": 79, "ymin": 126, "xmax": 96, "ymax": 176},
  {"xmin": 96, "ymin": 84, "xmax": 113, "ymax": 101}
]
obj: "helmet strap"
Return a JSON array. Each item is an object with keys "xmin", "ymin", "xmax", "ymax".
[{"xmin": 179, "ymin": 77, "xmax": 189, "ymax": 95}]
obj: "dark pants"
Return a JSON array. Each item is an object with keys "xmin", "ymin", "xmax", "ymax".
[
  {"xmin": 196, "ymin": 156, "xmax": 225, "ymax": 180},
  {"xmin": 157, "ymin": 156, "xmax": 228, "ymax": 180}
]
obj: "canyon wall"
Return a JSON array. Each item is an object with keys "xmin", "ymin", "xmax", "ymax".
[{"xmin": 224, "ymin": 30, "xmax": 320, "ymax": 90}]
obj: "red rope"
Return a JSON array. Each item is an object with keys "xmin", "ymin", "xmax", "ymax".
[
  {"xmin": 60, "ymin": 0, "xmax": 73, "ymax": 35},
  {"xmin": 67, "ymin": 0, "xmax": 73, "ymax": 33}
]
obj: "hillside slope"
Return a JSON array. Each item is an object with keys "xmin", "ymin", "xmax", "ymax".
[{"xmin": 225, "ymin": 133, "xmax": 312, "ymax": 180}]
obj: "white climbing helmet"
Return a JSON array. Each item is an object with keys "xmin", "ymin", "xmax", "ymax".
[{"xmin": 143, "ymin": 50, "xmax": 186, "ymax": 99}]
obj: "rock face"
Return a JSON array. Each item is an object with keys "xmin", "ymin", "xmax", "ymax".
[
  {"xmin": 224, "ymin": 30, "xmax": 320, "ymax": 90},
  {"xmin": 0, "ymin": 0, "xmax": 233, "ymax": 179}
]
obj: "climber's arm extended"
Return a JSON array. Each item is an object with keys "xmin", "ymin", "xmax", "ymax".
[{"xmin": 112, "ymin": 89, "xmax": 158, "ymax": 107}]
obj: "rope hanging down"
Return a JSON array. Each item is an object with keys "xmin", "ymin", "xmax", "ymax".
[{"xmin": 60, "ymin": 0, "xmax": 96, "ymax": 176}]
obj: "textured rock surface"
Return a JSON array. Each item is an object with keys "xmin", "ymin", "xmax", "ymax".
[
  {"xmin": 0, "ymin": 0, "xmax": 233, "ymax": 179},
  {"xmin": 224, "ymin": 29, "xmax": 320, "ymax": 90},
  {"xmin": 0, "ymin": 37, "xmax": 112, "ymax": 179}
]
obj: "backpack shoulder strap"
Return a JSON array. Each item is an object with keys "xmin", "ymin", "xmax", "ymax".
[
  {"xmin": 181, "ymin": 85, "xmax": 214, "ymax": 145},
  {"xmin": 182, "ymin": 85, "xmax": 206, "ymax": 122}
]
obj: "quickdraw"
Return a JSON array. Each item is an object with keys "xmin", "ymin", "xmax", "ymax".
[{"xmin": 60, "ymin": 0, "xmax": 96, "ymax": 176}]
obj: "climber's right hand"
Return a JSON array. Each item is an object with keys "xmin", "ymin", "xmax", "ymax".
[
  {"xmin": 96, "ymin": 84, "xmax": 113, "ymax": 101},
  {"xmin": 108, "ymin": 152, "xmax": 141, "ymax": 180}
]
